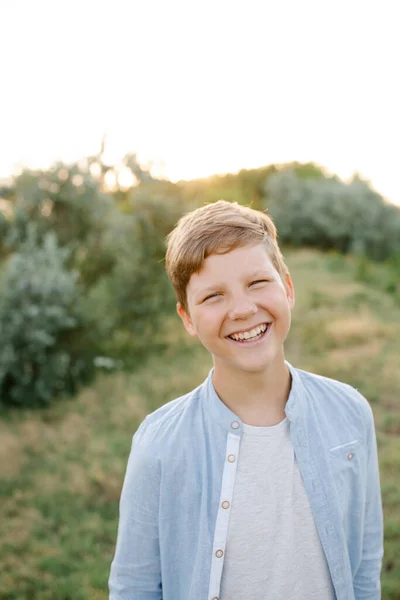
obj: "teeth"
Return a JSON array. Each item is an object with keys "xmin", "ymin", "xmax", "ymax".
[{"xmin": 230, "ymin": 323, "xmax": 268, "ymax": 341}]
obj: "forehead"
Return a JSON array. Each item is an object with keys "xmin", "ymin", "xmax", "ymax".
[{"xmin": 187, "ymin": 244, "xmax": 278, "ymax": 293}]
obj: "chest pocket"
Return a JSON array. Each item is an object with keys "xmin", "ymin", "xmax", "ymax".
[{"xmin": 328, "ymin": 439, "xmax": 367, "ymax": 511}]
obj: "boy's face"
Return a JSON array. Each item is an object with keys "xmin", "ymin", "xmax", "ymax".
[{"xmin": 177, "ymin": 243, "xmax": 295, "ymax": 378}]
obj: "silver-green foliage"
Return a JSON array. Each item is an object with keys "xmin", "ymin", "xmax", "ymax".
[
  {"xmin": 264, "ymin": 170, "xmax": 400, "ymax": 261},
  {"xmin": 0, "ymin": 212, "xmax": 9, "ymax": 258},
  {"xmin": 0, "ymin": 228, "xmax": 93, "ymax": 407},
  {"xmin": 6, "ymin": 162, "xmax": 115, "ymax": 268},
  {"xmin": 0, "ymin": 161, "xmax": 183, "ymax": 406},
  {"xmin": 83, "ymin": 194, "xmax": 178, "ymax": 363}
]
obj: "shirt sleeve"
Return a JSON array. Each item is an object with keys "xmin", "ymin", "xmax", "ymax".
[
  {"xmin": 108, "ymin": 421, "xmax": 162, "ymax": 600},
  {"xmin": 353, "ymin": 400, "xmax": 384, "ymax": 600}
]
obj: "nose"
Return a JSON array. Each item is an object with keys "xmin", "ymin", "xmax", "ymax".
[{"xmin": 227, "ymin": 295, "xmax": 257, "ymax": 321}]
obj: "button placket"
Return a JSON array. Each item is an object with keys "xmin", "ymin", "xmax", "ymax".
[{"xmin": 207, "ymin": 432, "xmax": 240, "ymax": 600}]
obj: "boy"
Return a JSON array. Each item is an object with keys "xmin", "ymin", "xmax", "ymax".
[{"xmin": 109, "ymin": 200, "xmax": 383, "ymax": 600}]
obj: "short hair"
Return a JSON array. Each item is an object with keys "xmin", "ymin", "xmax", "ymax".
[{"xmin": 165, "ymin": 200, "xmax": 289, "ymax": 311}]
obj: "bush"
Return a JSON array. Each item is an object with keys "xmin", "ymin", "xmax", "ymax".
[
  {"xmin": 6, "ymin": 163, "xmax": 115, "ymax": 263},
  {"xmin": 0, "ymin": 162, "xmax": 187, "ymax": 405},
  {"xmin": 84, "ymin": 193, "xmax": 178, "ymax": 364},
  {"xmin": 264, "ymin": 169, "xmax": 400, "ymax": 261},
  {"xmin": 0, "ymin": 212, "xmax": 10, "ymax": 258},
  {"xmin": 0, "ymin": 228, "xmax": 95, "ymax": 407}
]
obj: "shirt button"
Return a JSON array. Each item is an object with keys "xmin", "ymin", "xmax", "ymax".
[
  {"xmin": 347, "ymin": 453, "xmax": 354, "ymax": 461},
  {"xmin": 231, "ymin": 421, "xmax": 239, "ymax": 429},
  {"xmin": 227, "ymin": 454, "xmax": 236, "ymax": 463},
  {"xmin": 215, "ymin": 549, "xmax": 224, "ymax": 558},
  {"xmin": 212, "ymin": 597, "xmax": 219, "ymax": 600},
  {"xmin": 222, "ymin": 500, "xmax": 230, "ymax": 509}
]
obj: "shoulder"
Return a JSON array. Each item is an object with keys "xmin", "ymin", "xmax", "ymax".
[
  {"xmin": 119, "ymin": 388, "xmax": 206, "ymax": 517},
  {"xmin": 294, "ymin": 366, "xmax": 374, "ymax": 426},
  {"xmin": 132, "ymin": 382, "xmax": 205, "ymax": 455}
]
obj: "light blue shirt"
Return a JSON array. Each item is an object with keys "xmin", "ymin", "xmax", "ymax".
[{"xmin": 109, "ymin": 362, "xmax": 383, "ymax": 600}]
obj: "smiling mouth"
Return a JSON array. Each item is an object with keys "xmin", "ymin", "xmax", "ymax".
[{"xmin": 227, "ymin": 323, "xmax": 271, "ymax": 343}]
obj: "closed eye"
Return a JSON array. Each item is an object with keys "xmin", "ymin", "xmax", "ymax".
[
  {"xmin": 203, "ymin": 292, "xmax": 222, "ymax": 302},
  {"xmin": 250, "ymin": 279, "xmax": 269, "ymax": 286}
]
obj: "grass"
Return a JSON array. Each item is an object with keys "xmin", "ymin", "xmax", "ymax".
[{"xmin": 1, "ymin": 248, "xmax": 399, "ymax": 599}]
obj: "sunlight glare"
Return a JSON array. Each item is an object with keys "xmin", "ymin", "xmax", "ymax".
[
  {"xmin": 118, "ymin": 167, "xmax": 138, "ymax": 190},
  {"xmin": 104, "ymin": 169, "xmax": 117, "ymax": 191}
]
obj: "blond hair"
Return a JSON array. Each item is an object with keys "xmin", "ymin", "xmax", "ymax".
[{"xmin": 165, "ymin": 200, "xmax": 288, "ymax": 311}]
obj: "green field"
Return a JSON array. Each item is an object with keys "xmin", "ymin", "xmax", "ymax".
[{"xmin": 1, "ymin": 249, "xmax": 399, "ymax": 599}]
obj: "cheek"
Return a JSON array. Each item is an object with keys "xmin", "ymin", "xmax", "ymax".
[
  {"xmin": 258, "ymin": 289, "xmax": 284, "ymax": 306},
  {"xmin": 193, "ymin": 307, "xmax": 224, "ymax": 334},
  {"xmin": 258, "ymin": 291, "xmax": 292, "ymax": 320}
]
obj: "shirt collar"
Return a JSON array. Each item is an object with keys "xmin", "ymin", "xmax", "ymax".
[{"xmin": 202, "ymin": 360, "xmax": 304, "ymax": 434}]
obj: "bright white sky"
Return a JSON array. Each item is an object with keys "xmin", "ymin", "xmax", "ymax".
[{"xmin": 1, "ymin": 0, "xmax": 399, "ymax": 205}]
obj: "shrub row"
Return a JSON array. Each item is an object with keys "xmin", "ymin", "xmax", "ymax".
[
  {"xmin": 0, "ymin": 161, "xmax": 180, "ymax": 407},
  {"xmin": 1, "ymin": 159, "xmax": 399, "ymax": 407},
  {"xmin": 264, "ymin": 169, "xmax": 400, "ymax": 261}
]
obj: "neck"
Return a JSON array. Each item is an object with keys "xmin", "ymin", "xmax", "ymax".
[{"xmin": 212, "ymin": 357, "xmax": 292, "ymax": 426}]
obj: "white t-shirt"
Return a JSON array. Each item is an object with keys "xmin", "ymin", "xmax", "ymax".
[{"xmin": 220, "ymin": 417, "xmax": 336, "ymax": 600}]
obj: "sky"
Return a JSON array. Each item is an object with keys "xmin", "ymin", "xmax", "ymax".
[{"xmin": 1, "ymin": 0, "xmax": 400, "ymax": 205}]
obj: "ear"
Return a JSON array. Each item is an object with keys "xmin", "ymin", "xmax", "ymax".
[
  {"xmin": 284, "ymin": 273, "xmax": 295, "ymax": 309},
  {"xmin": 177, "ymin": 302, "xmax": 198, "ymax": 337}
]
